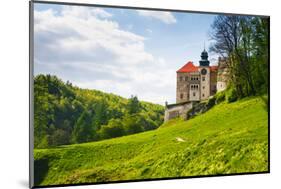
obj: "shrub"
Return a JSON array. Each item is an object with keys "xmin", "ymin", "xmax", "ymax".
[
  {"xmin": 226, "ymin": 88, "xmax": 238, "ymax": 103},
  {"xmin": 49, "ymin": 129, "xmax": 70, "ymax": 146},
  {"xmin": 215, "ymin": 91, "xmax": 226, "ymax": 104},
  {"xmin": 123, "ymin": 115, "xmax": 144, "ymax": 134},
  {"xmin": 207, "ymin": 96, "xmax": 216, "ymax": 108},
  {"xmin": 99, "ymin": 118, "xmax": 125, "ymax": 139}
]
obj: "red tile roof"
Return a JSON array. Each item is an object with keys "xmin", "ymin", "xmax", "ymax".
[
  {"xmin": 177, "ymin": 61, "xmax": 218, "ymax": 73},
  {"xmin": 177, "ymin": 61, "xmax": 198, "ymax": 73},
  {"xmin": 210, "ymin": 66, "xmax": 218, "ymax": 72}
]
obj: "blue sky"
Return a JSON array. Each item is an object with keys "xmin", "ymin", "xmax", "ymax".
[{"xmin": 34, "ymin": 3, "xmax": 218, "ymax": 105}]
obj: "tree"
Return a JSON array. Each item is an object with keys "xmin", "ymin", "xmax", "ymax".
[
  {"xmin": 72, "ymin": 110, "xmax": 94, "ymax": 143},
  {"xmin": 34, "ymin": 76, "xmax": 56, "ymax": 148},
  {"xmin": 251, "ymin": 17, "xmax": 269, "ymax": 94},
  {"xmin": 127, "ymin": 95, "xmax": 141, "ymax": 114},
  {"xmin": 91, "ymin": 101, "xmax": 108, "ymax": 130},
  {"xmin": 209, "ymin": 15, "xmax": 269, "ymax": 98}
]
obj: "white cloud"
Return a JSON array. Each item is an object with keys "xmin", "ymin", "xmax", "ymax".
[
  {"xmin": 34, "ymin": 6, "xmax": 175, "ymax": 105},
  {"xmin": 61, "ymin": 6, "xmax": 113, "ymax": 18},
  {"xmin": 136, "ymin": 10, "xmax": 177, "ymax": 24},
  {"xmin": 92, "ymin": 8, "xmax": 113, "ymax": 18}
]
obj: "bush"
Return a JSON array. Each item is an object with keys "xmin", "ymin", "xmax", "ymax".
[
  {"xmin": 207, "ymin": 96, "xmax": 216, "ymax": 108},
  {"xmin": 49, "ymin": 129, "xmax": 70, "ymax": 146},
  {"xmin": 123, "ymin": 115, "xmax": 144, "ymax": 134},
  {"xmin": 226, "ymin": 88, "xmax": 238, "ymax": 103},
  {"xmin": 215, "ymin": 91, "xmax": 226, "ymax": 104},
  {"xmin": 99, "ymin": 119, "xmax": 125, "ymax": 139}
]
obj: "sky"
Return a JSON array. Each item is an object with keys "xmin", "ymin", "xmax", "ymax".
[{"xmin": 33, "ymin": 3, "xmax": 219, "ymax": 105}]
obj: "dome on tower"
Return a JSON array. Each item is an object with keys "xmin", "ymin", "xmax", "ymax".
[
  {"xmin": 199, "ymin": 48, "xmax": 210, "ymax": 66},
  {"xmin": 201, "ymin": 49, "xmax": 208, "ymax": 59}
]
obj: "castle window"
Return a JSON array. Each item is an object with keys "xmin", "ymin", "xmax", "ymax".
[
  {"xmin": 193, "ymin": 92, "xmax": 196, "ymax": 97},
  {"xmin": 202, "ymin": 77, "xmax": 205, "ymax": 81},
  {"xmin": 203, "ymin": 86, "xmax": 205, "ymax": 89},
  {"xmin": 180, "ymin": 93, "xmax": 183, "ymax": 99},
  {"xmin": 202, "ymin": 94, "xmax": 205, "ymax": 97},
  {"xmin": 179, "ymin": 76, "xmax": 183, "ymax": 81}
]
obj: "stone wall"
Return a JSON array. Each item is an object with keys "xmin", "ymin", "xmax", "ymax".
[
  {"xmin": 176, "ymin": 72, "xmax": 190, "ymax": 103},
  {"xmin": 164, "ymin": 101, "xmax": 194, "ymax": 122},
  {"xmin": 187, "ymin": 96, "xmax": 216, "ymax": 119}
]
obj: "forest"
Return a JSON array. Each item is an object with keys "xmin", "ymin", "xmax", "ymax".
[
  {"xmin": 34, "ymin": 74, "xmax": 164, "ymax": 149},
  {"xmin": 209, "ymin": 15, "xmax": 269, "ymax": 105}
]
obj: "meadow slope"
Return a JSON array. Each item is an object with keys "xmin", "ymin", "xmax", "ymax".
[{"xmin": 34, "ymin": 97, "xmax": 268, "ymax": 186}]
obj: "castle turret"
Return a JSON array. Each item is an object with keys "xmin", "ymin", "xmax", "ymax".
[
  {"xmin": 216, "ymin": 57, "xmax": 229, "ymax": 92},
  {"xmin": 199, "ymin": 48, "xmax": 210, "ymax": 100},
  {"xmin": 199, "ymin": 49, "xmax": 210, "ymax": 66}
]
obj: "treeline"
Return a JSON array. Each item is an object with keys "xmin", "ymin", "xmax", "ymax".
[
  {"xmin": 210, "ymin": 16, "xmax": 269, "ymax": 101},
  {"xmin": 34, "ymin": 75, "xmax": 164, "ymax": 148}
]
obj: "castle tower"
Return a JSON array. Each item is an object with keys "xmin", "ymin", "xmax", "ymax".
[
  {"xmin": 216, "ymin": 57, "xmax": 229, "ymax": 92},
  {"xmin": 198, "ymin": 48, "xmax": 210, "ymax": 100}
]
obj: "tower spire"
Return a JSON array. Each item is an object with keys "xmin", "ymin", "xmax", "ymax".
[
  {"xmin": 204, "ymin": 41, "xmax": 205, "ymax": 51},
  {"xmin": 199, "ymin": 43, "xmax": 210, "ymax": 66}
]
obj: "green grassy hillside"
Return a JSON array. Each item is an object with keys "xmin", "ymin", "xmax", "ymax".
[{"xmin": 34, "ymin": 97, "xmax": 268, "ymax": 186}]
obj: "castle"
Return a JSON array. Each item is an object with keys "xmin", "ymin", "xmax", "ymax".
[{"xmin": 164, "ymin": 49, "xmax": 229, "ymax": 122}]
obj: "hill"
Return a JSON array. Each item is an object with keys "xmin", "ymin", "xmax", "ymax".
[
  {"xmin": 34, "ymin": 74, "xmax": 164, "ymax": 148},
  {"xmin": 34, "ymin": 96, "xmax": 268, "ymax": 186}
]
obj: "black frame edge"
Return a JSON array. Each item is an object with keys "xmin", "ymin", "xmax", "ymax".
[{"xmin": 29, "ymin": 0, "xmax": 35, "ymax": 188}]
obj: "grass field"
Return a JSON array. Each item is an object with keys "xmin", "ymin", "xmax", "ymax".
[{"xmin": 34, "ymin": 97, "xmax": 269, "ymax": 186}]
